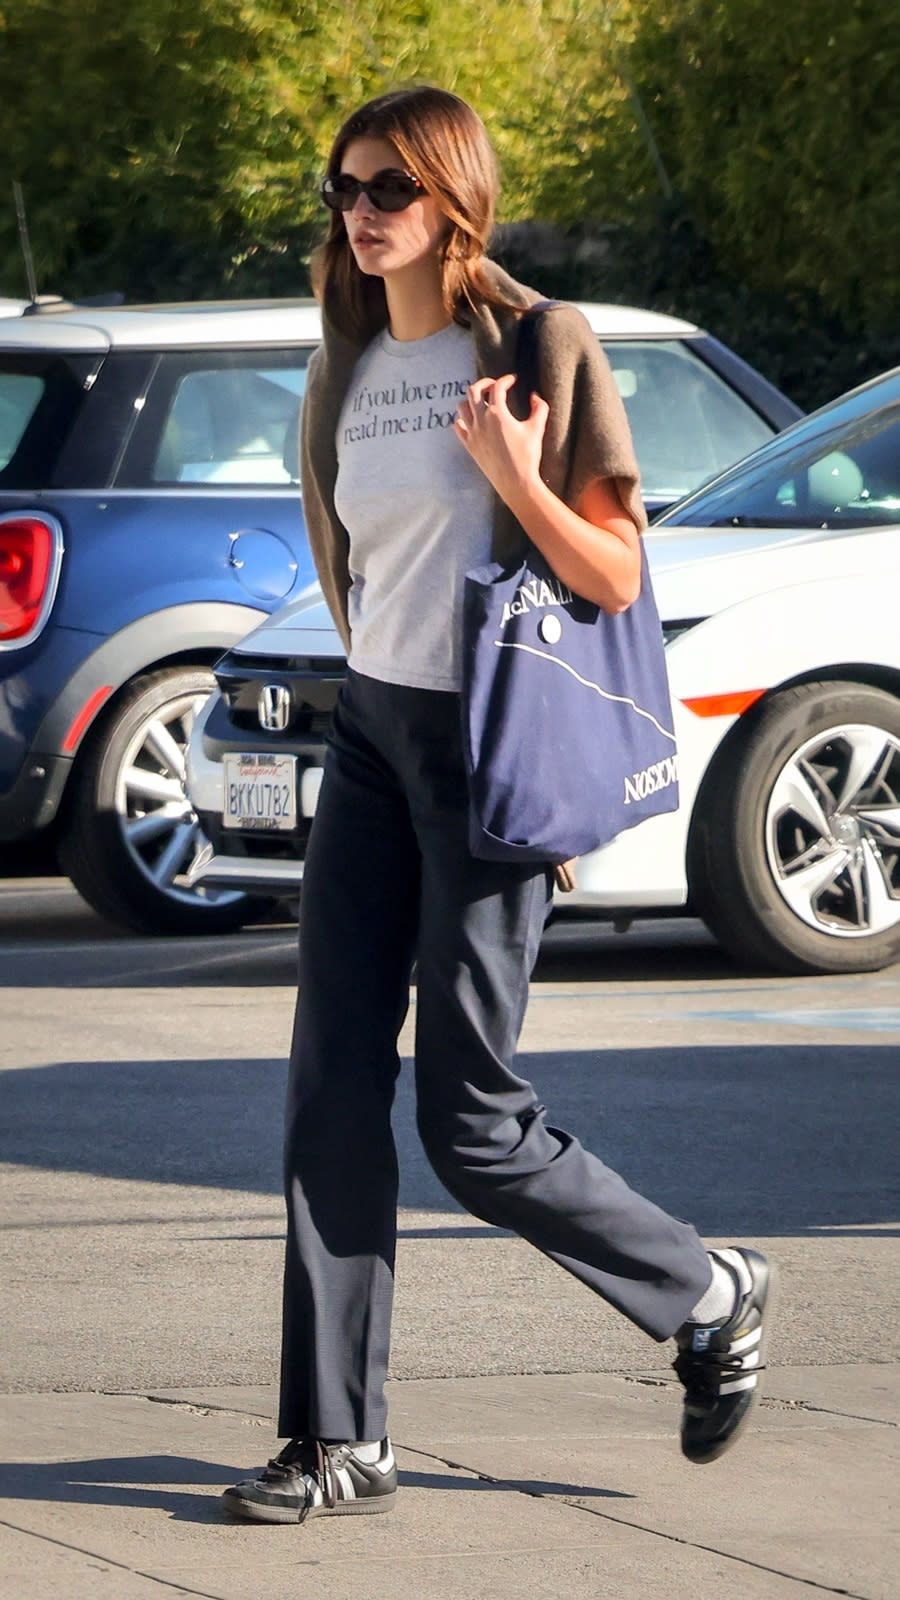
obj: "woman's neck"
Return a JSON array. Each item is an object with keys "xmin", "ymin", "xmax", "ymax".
[{"xmin": 383, "ymin": 261, "xmax": 451, "ymax": 342}]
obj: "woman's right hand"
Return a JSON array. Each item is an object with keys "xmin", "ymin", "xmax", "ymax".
[{"xmin": 454, "ymin": 373, "xmax": 549, "ymax": 505}]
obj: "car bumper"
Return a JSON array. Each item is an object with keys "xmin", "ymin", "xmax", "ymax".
[
  {"xmin": 186, "ymin": 843, "xmax": 305, "ymax": 893},
  {"xmin": 185, "ymin": 691, "xmax": 322, "ymax": 894},
  {"xmin": 0, "ymin": 751, "xmax": 72, "ymax": 840}
]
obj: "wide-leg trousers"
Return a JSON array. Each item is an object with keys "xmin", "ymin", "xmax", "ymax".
[{"xmin": 278, "ymin": 669, "xmax": 711, "ymax": 1441}]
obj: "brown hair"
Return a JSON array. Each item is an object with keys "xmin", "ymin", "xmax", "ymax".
[{"xmin": 311, "ymin": 86, "xmax": 522, "ymax": 342}]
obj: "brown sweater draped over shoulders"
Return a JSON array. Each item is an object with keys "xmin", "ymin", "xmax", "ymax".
[{"xmin": 300, "ymin": 260, "xmax": 646, "ymax": 653}]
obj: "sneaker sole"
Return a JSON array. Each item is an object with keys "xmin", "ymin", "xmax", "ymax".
[
  {"xmin": 687, "ymin": 1254, "xmax": 781, "ymax": 1466},
  {"xmin": 220, "ymin": 1487, "xmax": 397, "ymax": 1523}
]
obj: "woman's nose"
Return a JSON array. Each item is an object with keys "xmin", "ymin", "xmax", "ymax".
[{"xmin": 350, "ymin": 188, "xmax": 377, "ymax": 217}]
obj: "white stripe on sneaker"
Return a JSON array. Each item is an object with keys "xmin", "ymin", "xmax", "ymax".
[{"xmin": 720, "ymin": 1372, "xmax": 759, "ymax": 1394}]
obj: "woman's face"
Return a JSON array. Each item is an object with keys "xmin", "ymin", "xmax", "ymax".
[{"xmin": 339, "ymin": 137, "xmax": 448, "ymax": 282}]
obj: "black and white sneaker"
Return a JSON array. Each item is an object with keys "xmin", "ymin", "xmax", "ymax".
[
  {"xmin": 221, "ymin": 1437, "xmax": 397, "ymax": 1523},
  {"xmin": 673, "ymin": 1247, "xmax": 778, "ymax": 1465}
]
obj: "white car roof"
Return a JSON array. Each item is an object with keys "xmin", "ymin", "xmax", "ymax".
[
  {"xmin": 573, "ymin": 302, "xmax": 697, "ymax": 337},
  {"xmin": 0, "ymin": 296, "xmax": 700, "ymax": 354}
]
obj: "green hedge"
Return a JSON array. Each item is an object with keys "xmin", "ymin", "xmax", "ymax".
[{"xmin": 495, "ymin": 199, "xmax": 900, "ymax": 413}]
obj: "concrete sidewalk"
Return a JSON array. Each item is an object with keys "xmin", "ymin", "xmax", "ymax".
[{"xmin": 1, "ymin": 1365, "xmax": 896, "ymax": 1600}]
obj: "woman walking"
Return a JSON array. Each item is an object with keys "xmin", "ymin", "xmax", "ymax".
[{"xmin": 223, "ymin": 85, "xmax": 776, "ymax": 1524}]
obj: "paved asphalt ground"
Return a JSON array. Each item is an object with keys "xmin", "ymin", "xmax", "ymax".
[{"xmin": 0, "ymin": 876, "xmax": 898, "ymax": 1598}]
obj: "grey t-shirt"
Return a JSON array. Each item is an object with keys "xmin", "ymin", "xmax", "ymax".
[{"xmin": 334, "ymin": 321, "xmax": 494, "ymax": 691}]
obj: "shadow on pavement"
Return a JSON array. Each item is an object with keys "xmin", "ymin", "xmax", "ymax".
[
  {"xmin": 1, "ymin": 1046, "xmax": 896, "ymax": 1237},
  {"xmin": 0, "ymin": 1455, "xmax": 232, "ymax": 1525},
  {"xmin": 0, "ymin": 1455, "xmax": 634, "ymax": 1525}
]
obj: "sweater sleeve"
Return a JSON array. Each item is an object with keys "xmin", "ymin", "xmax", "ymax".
[
  {"xmin": 299, "ymin": 345, "xmax": 353, "ymax": 652},
  {"xmin": 537, "ymin": 303, "xmax": 648, "ymax": 533}
]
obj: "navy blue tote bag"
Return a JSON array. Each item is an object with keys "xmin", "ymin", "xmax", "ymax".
[{"xmin": 461, "ymin": 307, "xmax": 679, "ymax": 865}]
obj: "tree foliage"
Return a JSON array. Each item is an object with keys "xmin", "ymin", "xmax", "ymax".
[
  {"xmin": 0, "ymin": 0, "xmax": 895, "ymax": 374},
  {"xmin": 0, "ymin": 0, "xmax": 660, "ymax": 297},
  {"xmin": 0, "ymin": 0, "xmax": 321, "ymax": 297},
  {"xmin": 624, "ymin": 0, "xmax": 900, "ymax": 324}
]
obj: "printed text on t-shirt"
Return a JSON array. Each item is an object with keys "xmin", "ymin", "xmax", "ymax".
[{"xmin": 343, "ymin": 375, "xmax": 471, "ymax": 444}]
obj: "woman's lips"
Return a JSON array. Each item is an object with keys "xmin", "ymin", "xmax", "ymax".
[{"xmin": 351, "ymin": 231, "xmax": 384, "ymax": 249}]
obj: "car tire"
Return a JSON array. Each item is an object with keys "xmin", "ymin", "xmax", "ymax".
[
  {"xmin": 57, "ymin": 666, "xmax": 276, "ymax": 935},
  {"xmin": 688, "ymin": 680, "xmax": 900, "ymax": 975}
]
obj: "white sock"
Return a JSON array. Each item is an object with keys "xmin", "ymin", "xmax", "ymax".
[
  {"xmin": 350, "ymin": 1440, "xmax": 384, "ymax": 1464},
  {"xmin": 688, "ymin": 1252, "xmax": 738, "ymax": 1325}
]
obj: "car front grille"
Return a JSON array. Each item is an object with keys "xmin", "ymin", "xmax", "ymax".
[
  {"xmin": 214, "ymin": 653, "xmax": 343, "ymax": 737},
  {"xmin": 226, "ymin": 698, "xmax": 333, "ymax": 736}
]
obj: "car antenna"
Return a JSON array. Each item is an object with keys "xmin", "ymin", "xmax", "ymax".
[
  {"xmin": 12, "ymin": 181, "xmax": 40, "ymax": 306},
  {"xmin": 11, "ymin": 183, "xmax": 87, "ymax": 313}
]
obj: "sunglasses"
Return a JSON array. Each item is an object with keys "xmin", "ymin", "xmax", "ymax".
[{"xmin": 320, "ymin": 169, "xmax": 427, "ymax": 213}]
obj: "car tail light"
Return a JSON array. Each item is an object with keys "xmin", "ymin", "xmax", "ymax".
[{"xmin": 0, "ymin": 512, "xmax": 63, "ymax": 646}]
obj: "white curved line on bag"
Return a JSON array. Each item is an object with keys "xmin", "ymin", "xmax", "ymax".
[{"xmin": 493, "ymin": 640, "xmax": 677, "ymax": 742}]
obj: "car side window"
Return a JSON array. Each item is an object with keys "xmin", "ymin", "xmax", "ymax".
[
  {"xmin": 117, "ymin": 350, "xmax": 311, "ymax": 489},
  {"xmin": 601, "ymin": 340, "xmax": 774, "ymax": 504},
  {"xmin": 0, "ymin": 372, "xmax": 44, "ymax": 468},
  {"xmin": 0, "ymin": 353, "xmax": 103, "ymax": 489}
]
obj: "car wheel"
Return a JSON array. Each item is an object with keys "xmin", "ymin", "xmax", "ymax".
[
  {"xmin": 57, "ymin": 667, "xmax": 275, "ymax": 935},
  {"xmin": 688, "ymin": 681, "xmax": 900, "ymax": 975}
]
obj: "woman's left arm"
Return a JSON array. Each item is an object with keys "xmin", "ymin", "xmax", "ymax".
[{"xmin": 454, "ymin": 371, "xmax": 642, "ymax": 614}]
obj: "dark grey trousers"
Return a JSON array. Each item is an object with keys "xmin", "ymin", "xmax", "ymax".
[{"xmin": 278, "ymin": 670, "xmax": 711, "ymax": 1441}]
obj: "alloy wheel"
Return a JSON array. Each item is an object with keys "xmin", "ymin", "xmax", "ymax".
[
  {"xmin": 765, "ymin": 722, "xmax": 900, "ymax": 938},
  {"xmin": 112, "ymin": 687, "xmax": 245, "ymax": 911}
]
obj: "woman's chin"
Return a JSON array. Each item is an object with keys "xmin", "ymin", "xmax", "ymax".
[{"xmin": 351, "ymin": 248, "xmax": 388, "ymax": 277}]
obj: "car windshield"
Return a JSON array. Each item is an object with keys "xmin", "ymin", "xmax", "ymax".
[
  {"xmin": 601, "ymin": 339, "xmax": 774, "ymax": 504},
  {"xmin": 0, "ymin": 354, "xmax": 101, "ymax": 487},
  {"xmin": 661, "ymin": 378, "xmax": 900, "ymax": 529}
]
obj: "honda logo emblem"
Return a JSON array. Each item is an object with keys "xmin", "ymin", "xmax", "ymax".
[{"xmin": 257, "ymin": 683, "xmax": 291, "ymax": 732}]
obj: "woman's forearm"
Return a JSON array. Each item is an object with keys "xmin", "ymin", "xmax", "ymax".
[
  {"xmin": 454, "ymin": 376, "xmax": 643, "ymax": 612},
  {"xmin": 502, "ymin": 473, "xmax": 642, "ymax": 613}
]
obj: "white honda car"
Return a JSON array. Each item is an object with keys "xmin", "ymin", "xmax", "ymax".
[{"xmin": 186, "ymin": 365, "xmax": 900, "ymax": 976}]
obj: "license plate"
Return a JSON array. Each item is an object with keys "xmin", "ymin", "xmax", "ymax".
[{"xmin": 223, "ymin": 753, "xmax": 297, "ymax": 831}]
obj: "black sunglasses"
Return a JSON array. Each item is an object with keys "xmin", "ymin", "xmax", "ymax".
[{"xmin": 320, "ymin": 169, "xmax": 427, "ymax": 213}]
